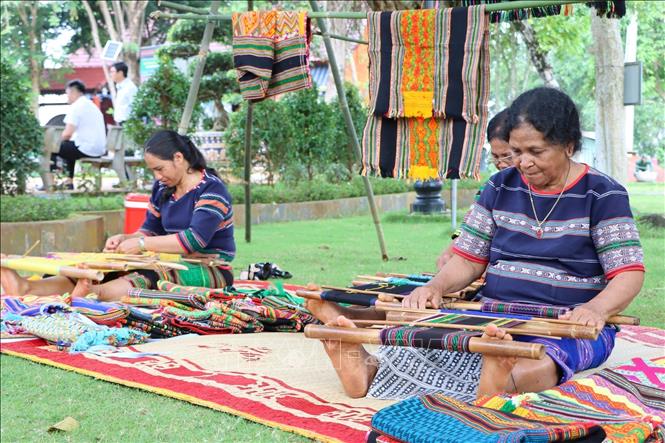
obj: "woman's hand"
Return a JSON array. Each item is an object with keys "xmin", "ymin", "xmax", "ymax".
[
  {"xmin": 104, "ymin": 234, "xmax": 126, "ymax": 252},
  {"xmin": 116, "ymin": 238, "xmax": 142, "ymax": 254},
  {"xmin": 402, "ymin": 285, "xmax": 444, "ymax": 309},
  {"xmin": 559, "ymin": 303, "xmax": 607, "ymax": 330}
]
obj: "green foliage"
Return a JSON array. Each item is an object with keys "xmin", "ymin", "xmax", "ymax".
[
  {"xmin": 224, "ymin": 83, "xmax": 367, "ymax": 182},
  {"xmin": 224, "ymin": 99, "xmax": 293, "ymax": 184},
  {"xmin": 0, "ymin": 60, "xmax": 42, "ymax": 195},
  {"xmin": 281, "ymin": 87, "xmax": 337, "ymax": 180},
  {"xmin": 123, "ymin": 58, "xmax": 201, "ymax": 146},
  {"xmin": 0, "ymin": 194, "xmax": 125, "ymax": 223},
  {"xmin": 159, "ymin": 16, "xmax": 237, "ymax": 130},
  {"xmin": 330, "ymin": 82, "xmax": 367, "ymax": 171},
  {"xmin": 226, "ymin": 176, "xmax": 411, "ymax": 204}
]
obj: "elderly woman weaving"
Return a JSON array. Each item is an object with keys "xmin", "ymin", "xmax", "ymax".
[
  {"xmin": 308, "ymin": 87, "xmax": 644, "ymax": 401},
  {"xmin": 1, "ymin": 130, "xmax": 235, "ymax": 301}
]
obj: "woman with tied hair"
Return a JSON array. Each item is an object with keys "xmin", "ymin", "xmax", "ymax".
[
  {"xmin": 1, "ymin": 130, "xmax": 236, "ymax": 301},
  {"xmin": 308, "ymin": 87, "xmax": 644, "ymax": 401}
]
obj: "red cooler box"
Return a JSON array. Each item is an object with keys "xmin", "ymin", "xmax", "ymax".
[{"xmin": 124, "ymin": 193, "xmax": 151, "ymax": 234}]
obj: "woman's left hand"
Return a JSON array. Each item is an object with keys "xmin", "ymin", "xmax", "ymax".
[
  {"xmin": 559, "ymin": 304, "xmax": 607, "ymax": 330},
  {"xmin": 116, "ymin": 238, "xmax": 142, "ymax": 254}
]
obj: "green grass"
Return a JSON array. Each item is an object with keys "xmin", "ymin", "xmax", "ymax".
[{"xmin": 2, "ymin": 202, "xmax": 664, "ymax": 442}]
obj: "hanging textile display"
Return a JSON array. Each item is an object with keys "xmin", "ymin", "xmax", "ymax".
[
  {"xmin": 232, "ymin": 10, "xmax": 312, "ymax": 101},
  {"xmin": 362, "ymin": 5, "xmax": 489, "ymax": 180},
  {"xmin": 455, "ymin": 0, "xmax": 625, "ymax": 23}
]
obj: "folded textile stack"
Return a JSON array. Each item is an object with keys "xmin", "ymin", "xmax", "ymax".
[
  {"xmin": 15, "ymin": 305, "xmax": 147, "ymax": 353},
  {"xmin": 368, "ymin": 356, "xmax": 665, "ymax": 443}
]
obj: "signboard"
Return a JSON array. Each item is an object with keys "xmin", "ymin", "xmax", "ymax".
[
  {"xmin": 102, "ymin": 40, "xmax": 123, "ymax": 61},
  {"xmin": 139, "ymin": 45, "xmax": 161, "ymax": 82},
  {"xmin": 624, "ymin": 62, "xmax": 643, "ymax": 106}
]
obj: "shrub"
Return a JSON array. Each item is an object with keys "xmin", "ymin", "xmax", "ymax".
[
  {"xmin": 224, "ymin": 99, "xmax": 293, "ymax": 184},
  {"xmin": 0, "ymin": 194, "xmax": 124, "ymax": 223},
  {"xmin": 123, "ymin": 58, "xmax": 201, "ymax": 147},
  {"xmin": 330, "ymin": 82, "xmax": 367, "ymax": 172},
  {"xmin": 0, "ymin": 60, "xmax": 42, "ymax": 195}
]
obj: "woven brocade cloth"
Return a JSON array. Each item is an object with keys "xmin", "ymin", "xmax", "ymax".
[
  {"xmin": 362, "ymin": 6, "xmax": 489, "ymax": 180},
  {"xmin": 369, "ymin": 356, "xmax": 665, "ymax": 442},
  {"xmin": 232, "ymin": 11, "xmax": 312, "ymax": 101}
]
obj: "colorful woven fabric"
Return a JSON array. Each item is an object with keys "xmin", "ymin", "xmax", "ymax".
[
  {"xmin": 475, "ymin": 357, "xmax": 665, "ymax": 443},
  {"xmin": 232, "ymin": 11, "xmax": 311, "ymax": 101},
  {"xmin": 125, "ymin": 287, "xmax": 208, "ymax": 310},
  {"xmin": 362, "ymin": 6, "xmax": 489, "ymax": 180},
  {"xmin": 157, "ymin": 280, "xmax": 242, "ymax": 301},
  {"xmin": 19, "ymin": 309, "xmax": 147, "ymax": 352},
  {"xmin": 121, "ymin": 294, "xmax": 193, "ymax": 311},
  {"xmin": 370, "ymin": 393, "xmax": 605, "ymax": 442}
]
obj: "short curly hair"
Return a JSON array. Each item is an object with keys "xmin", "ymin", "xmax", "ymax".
[{"xmin": 504, "ymin": 87, "xmax": 582, "ymax": 153}]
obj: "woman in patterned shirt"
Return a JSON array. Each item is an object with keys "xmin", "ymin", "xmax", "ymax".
[
  {"xmin": 308, "ymin": 87, "xmax": 645, "ymax": 402},
  {"xmin": 1, "ymin": 130, "xmax": 235, "ymax": 301}
]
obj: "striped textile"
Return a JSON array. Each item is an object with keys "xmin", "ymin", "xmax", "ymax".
[
  {"xmin": 232, "ymin": 11, "xmax": 311, "ymax": 101},
  {"xmin": 480, "ymin": 301, "xmax": 570, "ymax": 319},
  {"xmin": 121, "ymin": 294, "xmax": 194, "ymax": 311},
  {"xmin": 125, "ymin": 288, "xmax": 208, "ymax": 310},
  {"xmin": 362, "ymin": 6, "xmax": 489, "ymax": 180},
  {"xmin": 475, "ymin": 357, "xmax": 665, "ymax": 443},
  {"xmin": 369, "ymin": 392, "xmax": 605, "ymax": 442}
]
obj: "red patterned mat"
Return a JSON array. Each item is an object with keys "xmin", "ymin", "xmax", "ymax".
[{"xmin": 1, "ymin": 318, "xmax": 662, "ymax": 442}]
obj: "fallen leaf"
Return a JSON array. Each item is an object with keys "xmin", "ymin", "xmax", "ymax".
[{"xmin": 48, "ymin": 416, "xmax": 79, "ymax": 433}]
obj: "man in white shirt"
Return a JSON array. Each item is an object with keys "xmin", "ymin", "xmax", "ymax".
[
  {"xmin": 51, "ymin": 79, "xmax": 106, "ymax": 189},
  {"xmin": 110, "ymin": 61, "xmax": 137, "ymax": 125}
]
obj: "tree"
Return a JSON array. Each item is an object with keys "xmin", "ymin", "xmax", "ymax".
[
  {"xmin": 79, "ymin": 0, "xmax": 147, "ymax": 101},
  {"xmin": 0, "ymin": 60, "xmax": 42, "ymax": 195},
  {"xmin": 157, "ymin": 17, "xmax": 237, "ymax": 130},
  {"xmin": 0, "ymin": 1, "xmax": 68, "ymax": 116},
  {"xmin": 123, "ymin": 58, "xmax": 202, "ymax": 146},
  {"xmin": 591, "ymin": 8, "xmax": 626, "ymax": 182}
]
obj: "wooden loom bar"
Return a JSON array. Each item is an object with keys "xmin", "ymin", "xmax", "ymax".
[
  {"xmin": 310, "ymin": 0, "xmax": 389, "ymax": 261},
  {"xmin": 151, "ymin": 0, "xmax": 587, "ymax": 21},
  {"xmin": 304, "ymin": 325, "xmax": 546, "ymax": 360},
  {"xmin": 352, "ymin": 319, "xmax": 561, "ymax": 339},
  {"xmin": 377, "ymin": 304, "xmax": 639, "ymax": 326},
  {"xmin": 57, "ymin": 266, "xmax": 104, "ymax": 281}
]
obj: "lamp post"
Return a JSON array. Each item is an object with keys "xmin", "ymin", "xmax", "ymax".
[{"xmin": 411, "ymin": 180, "xmax": 446, "ymax": 214}]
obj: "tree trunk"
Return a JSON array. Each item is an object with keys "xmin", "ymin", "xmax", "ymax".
[
  {"xmin": 82, "ymin": 0, "xmax": 117, "ymax": 101},
  {"xmin": 122, "ymin": 1, "xmax": 148, "ymax": 85},
  {"xmin": 512, "ymin": 20, "xmax": 559, "ymax": 88},
  {"xmin": 591, "ymin": 8, "xmax": 626, "ymax": 183},
  {"xmin": 16, "ymin": 2, "xmax": 40, "ymax": 117},
  {"xmin": 213, "ymin": 100, "xmax": 229, "ymax": 130}
]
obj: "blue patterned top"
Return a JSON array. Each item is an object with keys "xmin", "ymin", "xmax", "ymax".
[
  {"xmin": 453, "ymin": 165, "xmax": 644, "ymax": 306},
  {"xmin": 140, "ymin": 170, "xmax": 235, "ymax": 261}
]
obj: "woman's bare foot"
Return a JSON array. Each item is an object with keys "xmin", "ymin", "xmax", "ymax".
[
  {"xmin": 320, "ymin": 315, "xmax": 378, "ymax": 398},
  {"xmin": 306, "ymin": 298, "xmax": 346, "ymax": 324},
  {"xmin": 0, "ymin": 256, "xmax": 29, "ymax": 296},
  {"xmin": 476, "ymin": 323, "xmax": 519, "ymax": 398},
  {"xmin": 70, "ymin": 278, "xmax": 95, "ymax": 298}
]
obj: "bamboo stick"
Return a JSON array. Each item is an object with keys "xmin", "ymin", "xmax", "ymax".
[
  {"xmin": 352, "ymin": 319, "xmax": 560, "ymax": 340},
  {"xmin": 84, "ymin": 262, "xmax": 130, "ymax": 271},
  {"xmin": 320, "ymin": 285, "xmax": 458, "ymax": 300},
  {"xmin": 377, "ymin": 303, "xmax": 639, "ymax": 326},
  {"xmin": 304, "ymin": 325, "xmax": 545, "ymax": 360},
  {"xmin": 59, "ymin": 266, "xmax": 104, "ymax": 281},
  {"xmin": 310, "ymin": 0, "xmax": 389, "ymax": 261},
  {"xmin": 152, "ymin": 0, "xmax": 587, "ymax": 21}
]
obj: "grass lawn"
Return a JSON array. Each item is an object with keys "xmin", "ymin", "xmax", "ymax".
[{"xmin": 2, "ymin": 188, "xmax": 664, "ymax": 442}]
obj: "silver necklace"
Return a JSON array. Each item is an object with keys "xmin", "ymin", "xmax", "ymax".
[{"xmin": 527, "ymin": 162, "xmax": 571, "ymax": 239}]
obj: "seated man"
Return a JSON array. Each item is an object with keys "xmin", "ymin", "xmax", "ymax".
[
  {"xmin": 308, "ymin": 87, "xmax": 645, "ymax": 402},
  {"xmin": 51, "ymin": 79, "xmax": 106, "ymax": 190}
]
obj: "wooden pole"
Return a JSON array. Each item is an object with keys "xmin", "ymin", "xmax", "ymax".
[
  {"xmin": 177, "ymin": 1, "xmax": 221, "ymax": 135},
  {"xmin": 304, "ymin": 324, "xmax": 545, "ymax": 359},
  {"xmin": 152, "ymin": 1, "xmax": 588, "ymax": 21},
  {"xmin": 309, "ymin": 0, "xmax": 389, "ymax": 261},
  {"xmin": 243, "ymin": 0, "xmax": 254, "ymax": 243}
]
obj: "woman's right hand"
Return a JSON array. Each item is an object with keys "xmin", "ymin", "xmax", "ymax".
[
  {"xmin": 402, "ymin": 285, "xmax": 444, "ymax": 310},
  {"xmin": 104, "ymin": 234, "xmax": 126, "ymax": 252}
]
